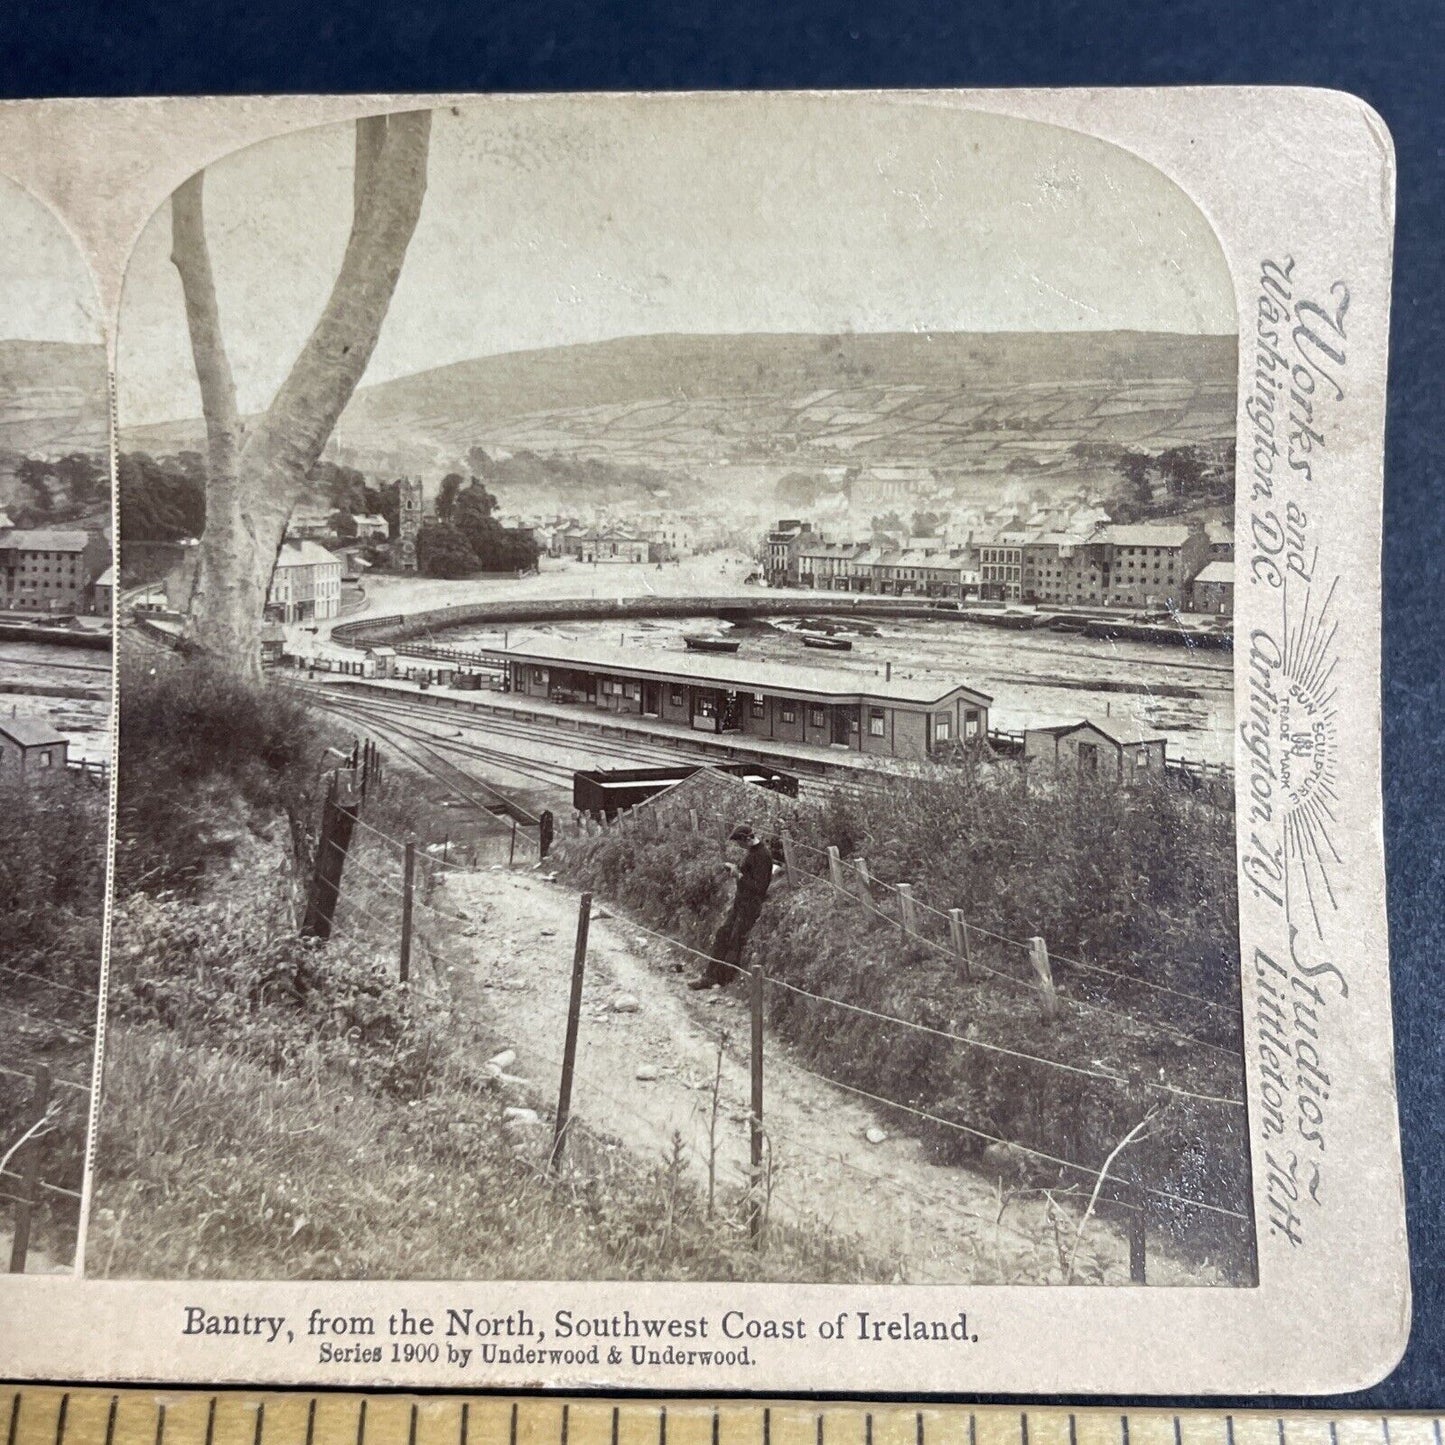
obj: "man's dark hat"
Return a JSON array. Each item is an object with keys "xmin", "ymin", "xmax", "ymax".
[{"xmin": 728, "ymin": 824, "xmax": 756, "ymax": 843}]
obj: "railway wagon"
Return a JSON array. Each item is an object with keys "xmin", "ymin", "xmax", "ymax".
[{"xmin": 573, "ymin": 763, "xmax": 799, "ymax": 820}]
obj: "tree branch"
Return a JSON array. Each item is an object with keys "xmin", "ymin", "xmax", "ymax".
[
  {"xmin": 170, "ymin": 173, "xmax": 241, "ymax": 488},
  {"xmin": 1064, "ymin": 1108, "xmax": 1157, "ymax": 1284}
]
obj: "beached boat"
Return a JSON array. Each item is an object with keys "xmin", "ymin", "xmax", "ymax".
[
  {"xmin": 684, "ymin": 635, "xmax": 741, "ymax": 653},
  {"xmin": 802, "ymin": 635, "xmax": 853, "ymax": 652}
]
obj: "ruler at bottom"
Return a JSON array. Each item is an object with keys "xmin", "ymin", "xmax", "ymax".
[{"xmin": 4, "ymin": 1392, "xmax": 1442, "ymax": 1445}]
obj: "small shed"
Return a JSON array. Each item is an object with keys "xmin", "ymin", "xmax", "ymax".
[
  {"xmin": 365, "ymin": 645, "xmax": 398, "ymax": 679},
  {"xmin": 0, "ymin": 717, "xmax": 69, "ymax": 781},
  {"xmin": 259, "ymin": 620, "xmax": 286, "ymax": 665},
  {"xmin": 1023, "ymin": 718, "xmax": 1166, "ymax": 783}
]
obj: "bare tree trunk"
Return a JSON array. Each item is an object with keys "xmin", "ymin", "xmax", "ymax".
[{"xmin": 173, "ymin": 110, "xmax": 431, "ymax": 672}]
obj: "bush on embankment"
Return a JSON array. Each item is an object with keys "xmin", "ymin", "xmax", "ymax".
[
  {"xmin": 0, "ymin": 774, "xmax": 107, "ymax": 1254},
  {"xmin": 556, "ymin": 763, "xmax": 1254, "ymax": 1281}
]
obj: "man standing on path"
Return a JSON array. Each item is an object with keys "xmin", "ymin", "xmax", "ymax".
[{"xmin": 688, "ymin": 823, "xmax": 777, "ymax": 989}]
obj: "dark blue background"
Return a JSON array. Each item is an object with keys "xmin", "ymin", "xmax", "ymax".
[{"xmin": 1, "ymin": 0, "xmax": 1439, "ymax": 1410}]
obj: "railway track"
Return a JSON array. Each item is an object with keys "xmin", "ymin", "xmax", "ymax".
[
  {"xmin": 305, "ymin": 693, "xmax": 547, "ymax": 825},
  {"xmin": 306, "ymin": 682, "xmax": 889, "ymax": 811}
]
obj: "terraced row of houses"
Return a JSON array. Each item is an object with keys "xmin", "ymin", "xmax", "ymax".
[{"xmin": 764, "ymin": 517, "xmax": 1234, "ymax": 614}]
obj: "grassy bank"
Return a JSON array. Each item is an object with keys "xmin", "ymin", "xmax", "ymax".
[
  {"xmin": 555, "ymin": 761, "xmax": 1254, "ymax": 1282},
  {"xmin": 93, "ymin": 658, "xmax": 883, "ymax": 1281},
  {"xmin": 0, "ymin": 773, "xmax": 107, "ymax": 1264}
]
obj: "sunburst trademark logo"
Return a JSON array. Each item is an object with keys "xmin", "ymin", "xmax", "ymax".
[{"xmin": 1242, "ymin": 579, "xmax": 1341, "ymax": 936}]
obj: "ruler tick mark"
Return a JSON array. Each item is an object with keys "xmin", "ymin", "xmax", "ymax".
[
  {"xmin": 154, "ymin": 1402, "xmax": 166, "ymax": 1445},
  {"xmin": 204, "ymin": 1400, "xmax": 215, "ymax": 1445},
  {"xmin": 660, "ymin": 1407, "xmax": 668, "ymax": 1445},
  {"xmin": 55, "ymin": 1396, "xmax": 69, "ymax": 1445},
  {"xmin": 610, "ymin": 1408, "xmax": 618, "ymax": 1445},
  {"xmin": 563, "ymin": 1404, "xmax": 570, "ymax": 1445},
  {"xmin": 1172, "ymin": 1417, "xmax": 1181, "ymax": 1445},
  {"xmin": 1068, "ymin": 1415, "xmax": 1077, "ymax": 1445},
  {"xmin": 1021, "ymin": 1413, "xmax": 1029, "ymax": 1445},
  {"xmin": 510, "ymin": 1403, "xmax": 518, "ymax": 1445},
  {"xmin": 409, "ymin": 1405, "xmax": 418, "ymax": 1445},
  {"xmin": 460, "ymin": 1403, "xmax": 469, "ymax": 1445},
  {"xmin": 6, "ymin": 1393, "xmax": 18, "ymax": 1445},
  {"xmin": 763, "ymin": 1408, "xmax": 771, "ymax": 1445},
  {"xmin": 253, "ymin": 1404, "xmax": 264, "ymax": 1445},
  {"xmin": 103, "ymin": 1399, "xmax": 117, "ymax": 1445},
  {"xmin": 711, "ymin": 1410, "xmax": 719, "ymax": 1445},
  {"xmin": 306, "ymin": 1401, "xmax": 315, "ymax": 1445},
  {"xmin": 356, "ymin": 1399, "xmax": 367, "ymax": 1445},
  {"xmin": 916, "ymin": 1412, "xmax": 925, "ymax": 1445}
]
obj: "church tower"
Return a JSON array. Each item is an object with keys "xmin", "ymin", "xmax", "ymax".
[{"xmin": 397, "ymin": 476, "xmax": 424, "ymax": 571}]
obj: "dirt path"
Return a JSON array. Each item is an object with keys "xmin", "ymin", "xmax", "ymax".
[{"xmin": 429, "ymin": 869, "xmax": 1201, "ymax": 1286}]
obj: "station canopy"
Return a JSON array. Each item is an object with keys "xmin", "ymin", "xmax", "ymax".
[{"xmin": 497, "ymin": 638, "xmax": 991, "ymax": 709}]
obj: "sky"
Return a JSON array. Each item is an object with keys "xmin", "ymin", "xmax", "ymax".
[
  {"xmin": 117, "ymin": 94, "xmax": 1237, "ymax": 428},
  {"xmin": 0, "ymin": 172, "xmax": 102, "ymax": 344}
]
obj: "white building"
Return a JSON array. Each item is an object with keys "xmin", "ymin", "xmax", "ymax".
[{"xmin": 266, "ymin": 541, "xmax": 343, "ymax": 623}]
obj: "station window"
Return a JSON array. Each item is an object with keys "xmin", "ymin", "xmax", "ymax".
[
  {"xmin": 964, "ymin": 710, "xmax": 981, "ymax": 739},
  {"xmin": 532, "ymin": 668, "xmax": 545, "ymax": 685},
  {"xmin": 670, "ymin": 687, "xmax": 684, "ymax": 707},
  {"xmin": 868, "ymin": 708, "xmax": 886, "ymax": 738},
  {"xmin": 810, "ymin": 706, "xmax": 826, "ymax": 729},
  {"xmin": 750, "ymin": 696, "xmax": 765, "ymax": 718},
  {"xmin": 37, "ymin": 750, "xmax": 51, "ymax": 768},
  {"xmin": 1135, "ymin": 751, "xmax": 1150, "ymax": 768},
  {"xmin": 780, "ymin": 702, "xmax": 797, "ymax": 725},
  {"xmin": 934, "ymin": 713, "xmax": 952, "ymax": 743}
]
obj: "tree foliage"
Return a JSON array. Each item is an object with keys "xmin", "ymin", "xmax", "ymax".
[{"xmin": 415, "ymin": 522, "xmax": 479, "ymax": 578}]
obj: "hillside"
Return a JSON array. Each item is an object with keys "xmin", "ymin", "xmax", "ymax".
[
  {"xmin": 124, "ymin": 330, "xmax": 1236, "ymax": 483},
  {"xmin": 0, "ymin": 339, "xmax": 108, "ymax": 456}
]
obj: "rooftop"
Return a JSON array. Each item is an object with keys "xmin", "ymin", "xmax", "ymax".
[
  {"xmin": 0, "ymin": 717, "xmax": 69, "ymax": 748},
  {"xmin": 275, "ymin": 540, "xmax": 343, "ymax": 569},
  {"xmin": 1025, "ymin": 717, "xmax": 1166, "ymax": 747},
  {"xmin": 499, "ymin": 638, "xmax": 991, "ymax": 708},
  {"xmin": 1100, "ymin": 524, "xmax": 1192, "ymax": 548},
  {"xmin": 1193, "ymin": 560, "xmax": 1235, "ymax": 584},
  {"xmin": 0, "ymin": 528, "xmax": 93, "ymax": 552}
]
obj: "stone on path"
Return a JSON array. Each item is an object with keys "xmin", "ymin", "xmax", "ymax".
[
  {"xmin": 486, "ymin": 1048, "xmax": 517, "ymax": 1071},
  {"xmin": 865, "ymin": 1126, "xmax": 887, "ymax": 1145},
  {"xmin": 503, "ymin": 1107, "xmax": 540, "ymax": 1124},
  {"xmin": 635, "ymin": 1064, "xmax": 660, "ymax": 1081},
  {"xmin": 611, "ymin": 994, "xmax": 640, "ymax": 1014}
]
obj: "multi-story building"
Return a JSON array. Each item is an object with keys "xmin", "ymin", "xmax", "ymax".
[
  {"xmin": 763, "ymin": 519, "xmax": 814, "ymax": 587},
  {"xmin": 0, "ymin": 528, "xmax": 110, "ymax": 613},
  {"xmin": 976, "ymin": 530, "xmax": 1031, "ymax": 601},
  {"xmin": 1095, "ymin": 523, "xmax": 1210, "ymax": 609},
  {"xmin": 266, "ymin": 541, "xmax": 343, "ymax": 623},
  {"xmin": 561, "ymin": 529, "xmax": 650, "ymax": 564},
  {"xmin": 1190, "ymin": 561, "xmax": 1235, "ymax": 616},
  {"xmin": 1206, "ymin": 520, "xmax": 1235, "ymax": 562},
  {"xmin": 1022, "ymin": 530, "xmax": 1108, "ymax": 604},
  {"xmin": 353, "ymin": 514, "xmax": 390, "ymax": 541}
]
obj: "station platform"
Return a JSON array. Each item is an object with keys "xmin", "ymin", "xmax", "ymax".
[{"xmin": 317, "ymin": 674, "xmax": 916, "ymax": 781}]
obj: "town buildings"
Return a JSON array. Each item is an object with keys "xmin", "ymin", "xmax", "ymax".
[
  {"xmin": 764, "ymin": 512, "xmax": 1231, "ymax": 614},
  {"xmin": 0, "ymin": 527, "xmax": 110, "ymax": 613},
  {"xmin": 265, "ymin": 541, "xmax": 343, "ymax": 623}
]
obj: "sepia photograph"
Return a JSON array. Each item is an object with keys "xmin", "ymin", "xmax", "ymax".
[
  {"xmin": 87, "ymin": 95, "xmax": 1257, "ymax": 1289},
  {"xmin": 0, "ymin": 171, "xmax": 112, "ymax": 1274}
]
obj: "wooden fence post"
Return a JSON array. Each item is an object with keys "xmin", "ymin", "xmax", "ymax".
[
  {"xmin": 826, "ymin": 845, "xmax": 844, "ymax": 889},
  {"xmin": 780, "ymin": 835, "xmax": 798, "ymax": 887},
  {"xmin": 508, "ymin": 817, "xmax": 518, "ymax": 867},
  {"xmin": 855, "ymin": 857, "xmax": 872, "ymax": 898},
  {"xmin": 399, "ymin": 839, "xmax": 416, "ymax": 983},
  {"xmin": 688, "ymin": 808, "xmax": 700, "ymax": 834},
  {"xmin": 550, "ymin": 892, "xmax": 592, "ymax": 1171},
  {"xmin": 898, "ymin": 883, "xmax": 919, "ymax": 939},
  {"xmin": 949, "ymin": 909, "xmax": 973, "ymax": 981},
  {"xmin": 7, "ymin": 1064, "xmax": 51, "ymax": 1274},
  {"xmin": 1028, "ymin": 936, "xmax": 1059, "ymax": 1019},
  {"xmin": 301, "ymin": 769, "xmax": 361, "ymax": 940},
  {"xmin": 749, "ymin": 962, "xmax": 765, "ymax": 1247}
]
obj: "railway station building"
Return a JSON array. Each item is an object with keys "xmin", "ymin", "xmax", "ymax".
[{"xmin": 500, "ymin": 640, "xmax": 991, "ymax": 762}]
